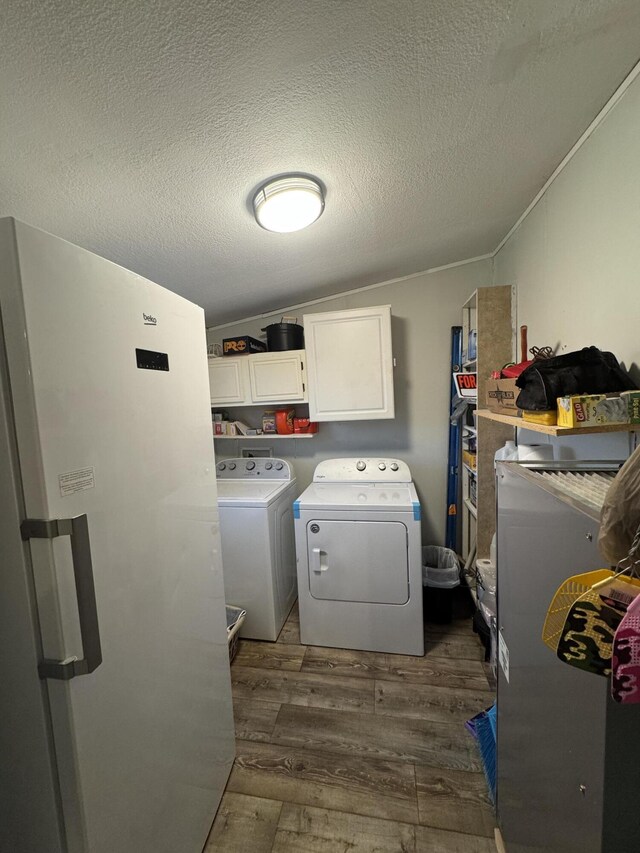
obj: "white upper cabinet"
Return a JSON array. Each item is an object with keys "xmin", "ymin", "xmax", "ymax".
[
  {"xmin": 303, "ymin": 305, "xmax": 395, "ymax": 421},
  {"xmin": 248, "ymin": 351, "xmax": 306, "ymax": 403},
  {"xmin": 208, "ymin": 357, "xmax": 249, "ymax": 404},
  {"xmin": 208, "ymin": 350, "xmax": 307, "ymax": 406}
]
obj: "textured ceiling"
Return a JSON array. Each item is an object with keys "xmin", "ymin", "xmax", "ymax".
[{"xmin": 2, "ymin": 1, "xmax": 640, "ymax": 325}]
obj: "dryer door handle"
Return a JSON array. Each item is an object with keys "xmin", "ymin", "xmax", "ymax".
[{"xmin": 311, "ymin": 547, "xmax": 328, "ymax": 573}]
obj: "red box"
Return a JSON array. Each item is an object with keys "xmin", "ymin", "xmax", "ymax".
[{"xmin": 293, "ymin": 418, "xmax": 318, "ymax": 434}]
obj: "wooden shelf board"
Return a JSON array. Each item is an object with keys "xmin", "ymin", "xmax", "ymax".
[
  {"xmin": 477, "ymin": 408, "xmax": 639, "ymax": 436},
  {"xmin": 214, "ymin": 433, "xmax": 315, "ymax": 439}
]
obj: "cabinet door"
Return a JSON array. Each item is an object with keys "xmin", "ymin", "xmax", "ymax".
[
  {"xmin": 303, "ymin": 305, "xmax": 394, "ymax": 421},
  {"xmin": 208, "ymin": 357, "xmax": 249, "ymax": 405},
  {"xmin": 247, "ymin": 351, "xmax": 306, "ymax": 403}
]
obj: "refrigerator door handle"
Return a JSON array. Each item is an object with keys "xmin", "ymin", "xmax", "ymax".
[{"xmin": 21, "ymin": 514, "xmax": 103, "ymax": 680}]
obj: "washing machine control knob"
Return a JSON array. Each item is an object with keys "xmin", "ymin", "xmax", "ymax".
[
  {"xmin": 390, "ymin": 462, "xmax": 399, "ymax": 472},
  {"xmin": 265, "ymin": 462, "xmax": 273, "ymax": 470},
  {"xmin": 275, "ymin": 462, "xmax": 284, "ymax": 470},
  {"xmin": 378, "ymin": 463, "xmax": 386, "ymax": 471},
  {"xmin": 227, "ymin": 462, "xmax": 236, "ymax": 470},
  {"xmin": 217, "ymin": 463, "xmax": 226, "ymax": 471},
  {"xmin": 356, "ymin": 460, "xmax": 366, "ymax": 471},
  {"xmin": 245, "ymin": 461, "xmax": 256, "ymax": 471}
]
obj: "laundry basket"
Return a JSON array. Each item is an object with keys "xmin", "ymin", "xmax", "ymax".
[
  {"xmin": 422, "ymin": 546, "xmax": 461, "ymax": 624},
  {"xmin": 226, "ymin": 605, "xmax": 246, "ymax": 663}
]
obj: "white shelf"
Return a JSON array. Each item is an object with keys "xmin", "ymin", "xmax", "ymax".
[
  {"xmin": 213, "ymin": 433, "xmax": 316, "ymax": 439},
  {"xmin": 463, "ymin": 463, "xmax": 477, "ymax": 477},
  {"xmin": 462, "ymin": 359, "xmax": 477, "ymax": 369}
]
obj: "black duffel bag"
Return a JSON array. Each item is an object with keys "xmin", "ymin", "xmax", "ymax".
[{"xmin": 515, "ymin": 346, "xmax": 638, "ymax": 411}]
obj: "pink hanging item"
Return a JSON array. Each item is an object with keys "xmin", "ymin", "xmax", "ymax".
[{"xmin": 611, "ymin": 584, "xmax": 640, "ymax": 704}]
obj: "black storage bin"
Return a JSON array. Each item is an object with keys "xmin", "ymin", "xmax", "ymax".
[{"xmin": 261, "ymin": 318, "xmax": 304, "ymax": 351}]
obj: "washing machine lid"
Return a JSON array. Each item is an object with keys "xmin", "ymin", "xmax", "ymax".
[
  {"xmin": 294, "ymin": 482, "xmax": 420, "ymax": 516},
  {"xmin": 217, "ymin": 479, "xmax": 292, "ymax": 507}
]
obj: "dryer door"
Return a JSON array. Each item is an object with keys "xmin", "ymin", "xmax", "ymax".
[{"xmin": 307, "ymin": 520, "xmax": 409, "ymax": 604}]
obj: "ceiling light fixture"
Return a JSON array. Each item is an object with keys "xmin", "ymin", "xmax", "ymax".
[{"xmin": 252, "ymin": 175, "xmax": 324, "ymax": 233}]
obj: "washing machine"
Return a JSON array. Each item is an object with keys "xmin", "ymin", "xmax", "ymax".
[
  {"xmin": 216, "ymin": 458, "xmax": 297, "ymax": 641},
  {"xmin": 294, "ymin": 458, "xmax": 423, "ymax": 655}
]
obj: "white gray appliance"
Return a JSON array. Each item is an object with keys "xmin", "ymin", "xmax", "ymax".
[
  {"xmin": 294, "ymin": 457, "xmax": 423, "ymax": 655},
  {"xmin": 0, "ymin": 219, "xmax": 235, "ymax": 853},
  {"xmin": 216, "ymin": 458, "xmax": 297, "ymax": 641},
  {"xmin": 496, "ymin": 460, "xmax": 640, "ymax": 853}
]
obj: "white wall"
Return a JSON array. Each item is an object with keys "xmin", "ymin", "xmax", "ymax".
[
  {"xmin": 494, "ymin": 72, "xmax": 640, "ymax": 383},
  {"xmin": 208, "ymin": 260, "xmax": 491, "ymax": 546}
]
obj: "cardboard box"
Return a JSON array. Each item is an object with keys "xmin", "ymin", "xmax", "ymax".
[
  {"xmin": 486, "ymin": 379, "xmax": 519, "ymax": 413},
  {"xmin": 222, "ymin": 335, "xmax": 266, "ymax": 356},
  {"xmin": 622, "ymin": 390, "xmax": 640, "ymax": 424},
  {"xmin": 557, "ymin": 394, "xmax": 628, "ymax": 428}
]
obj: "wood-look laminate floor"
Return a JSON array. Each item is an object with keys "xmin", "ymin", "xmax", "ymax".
[{"xmin": 206, "ymin": 593, "xmax": 496, "ymax": 852}]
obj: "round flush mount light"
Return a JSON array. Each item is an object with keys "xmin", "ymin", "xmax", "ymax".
[{"xmin": 252, "ymin": 175, "xmax": 324, "ymax": 233}]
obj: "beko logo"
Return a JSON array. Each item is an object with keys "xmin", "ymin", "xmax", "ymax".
[{"xmin": 143, "ymin": 313, "xmax": 157, "ymax": 326}]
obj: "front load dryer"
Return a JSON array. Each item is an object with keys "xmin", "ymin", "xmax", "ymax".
[
  {"xmin": 217, "ymin": 458, "xmax": 297, "ymax": 641},
  {"xmin": 294, "ymin": 458, "xmax": 423, "ymax": 655}
]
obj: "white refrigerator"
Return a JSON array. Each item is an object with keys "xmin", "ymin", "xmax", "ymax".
[{"xmin": 0, "ymin": 219, "xmax": 235, "ymax": 853}]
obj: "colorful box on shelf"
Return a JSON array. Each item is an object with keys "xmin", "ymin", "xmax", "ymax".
[
  {"xmin": 262, "ymin": 411, "xmax": 276, "ymax": 433},
  {"xmin": 622, "ymin": 390, "xmax": 640, "ymax": 424},
  {"xmin": 557, "ymin": 394, "xmax": 629, "ymax": 428},
  {"xmin": 486, "ymin": 378, "xmax": 519, "ymax": 413},
  {"xmin": 275, "ymin": 409, "xmax": 295, "ymax": 434},
  {"xmin": 522, "ymin": 410, "xmax": 557, "ymax": 426},
  {"xmin": 214, "ymin": 420, "xmax": 237, "ymax": 436},
  {"xmin": 293, "ymin": 418, "xmax": 318, "ymax": 434},
  {"xmin": 462, "ymin": 450, "xmax": 477, "ymax": 471},
  {"xmin": 222, "ymin": 335, "xmax": 266, "ymax": 356}
]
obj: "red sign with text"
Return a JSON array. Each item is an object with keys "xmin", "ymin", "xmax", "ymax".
[{"xmin": 454, "ymin": 372, "xmax": 477, "ymax": 398}]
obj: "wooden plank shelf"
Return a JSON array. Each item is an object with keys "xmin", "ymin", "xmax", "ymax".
[{"xmin": 477, "ymin": 409, "xmax": 639, "ymax": 436}]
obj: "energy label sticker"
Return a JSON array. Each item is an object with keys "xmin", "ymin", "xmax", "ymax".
[{"xmin": 59, "ymin": 467, "xmax": 95, "ymax": 497}]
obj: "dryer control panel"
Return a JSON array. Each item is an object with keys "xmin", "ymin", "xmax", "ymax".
[
  {"xmin": 312, "ymin": 458, "xmax": 411, "ymax": 483},
  {"xmin": 216, "ymin": 458, "xmax": 293, "ymax": 480}
]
